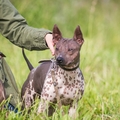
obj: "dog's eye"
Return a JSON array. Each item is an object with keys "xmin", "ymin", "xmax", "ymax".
[
  {"xmin": 68, "ymin": 48, "xmax": 73, "ymax": 51},
  {"xmin": 56, "ymin": 47, "xmax": 59, "ymax": 51}
]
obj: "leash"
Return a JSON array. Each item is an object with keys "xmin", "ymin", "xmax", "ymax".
[{"xmin": 50, "ymin": 58, "xmax": 62, "ymax": 109}]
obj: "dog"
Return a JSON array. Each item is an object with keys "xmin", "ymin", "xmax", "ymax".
[{"xmin": 21, "ymin": 24, "xmax": 85, "ymax": 117}]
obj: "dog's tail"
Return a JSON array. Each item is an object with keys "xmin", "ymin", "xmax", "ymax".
[{"xmin": 22, "ymin": 48, "xmax": 34, "ymax": 71}]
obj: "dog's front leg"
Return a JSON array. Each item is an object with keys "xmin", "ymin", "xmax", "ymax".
[
  {"xmin": 69, "ymin": 102, "xmax": 78, "ymax": 119},
  {"xmin": 37, "ymin": 99, "xmax": 49, "ymax": 115}
]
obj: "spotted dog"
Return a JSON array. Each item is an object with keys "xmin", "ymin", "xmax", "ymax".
[{"xmin": 21, "ymin": 24, "xmax": 85, "ymax": 117}]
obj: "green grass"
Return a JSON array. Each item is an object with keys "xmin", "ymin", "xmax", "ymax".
[{"xmin": 0, "ymin": 0, "xmax": 120, "ymax": 119}]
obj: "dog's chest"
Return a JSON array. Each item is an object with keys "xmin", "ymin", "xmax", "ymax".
[{"xmin": 41, "ymin": 66, "xmax": 84, "ymax": 105}]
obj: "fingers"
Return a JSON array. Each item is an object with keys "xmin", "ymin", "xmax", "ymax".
[
  {"xmin": 50, "ymin": 46, "xmax": 55, "ymax": 56},
  {"xmin": 45, "ymin": 34, "xmax": 55, "ymax": 56}
]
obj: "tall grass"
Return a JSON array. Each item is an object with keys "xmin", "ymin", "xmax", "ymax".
[{"xmin": 0, "ymin": 0, "xmax": 120, "ymax": 119}]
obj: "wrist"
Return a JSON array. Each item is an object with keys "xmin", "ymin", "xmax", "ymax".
[{"xmin": 45, "ymin": 34, "xmax": 53, "ymax": 41}]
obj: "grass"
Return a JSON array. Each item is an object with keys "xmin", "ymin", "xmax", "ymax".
[{"xmin": 0, "ymin": 0, "xmax": 120, "ymax": 119}]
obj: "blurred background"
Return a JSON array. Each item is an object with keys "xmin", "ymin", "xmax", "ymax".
[{"xmin": 0, "ymin": 0, "xmax": 120, "ymax": 118}]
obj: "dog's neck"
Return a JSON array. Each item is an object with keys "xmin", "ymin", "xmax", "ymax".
[
  {"xmin": 50, "ymin": 58, "xmax": 79, "ymax": 72},
  {"xmin": 58, "ymin": 63, "xmax": 79, "ymax": 71}
]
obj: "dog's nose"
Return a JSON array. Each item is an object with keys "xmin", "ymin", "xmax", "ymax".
[{"xmin": 56, "ymin": 57, "xmax": 64, "ymax": 64}]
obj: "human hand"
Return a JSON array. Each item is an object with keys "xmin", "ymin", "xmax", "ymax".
[{"xmin": 45, "ymin": 34, "xmax": 55, "ymax": 56}]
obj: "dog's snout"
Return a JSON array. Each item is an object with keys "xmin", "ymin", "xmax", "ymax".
[{"xmin": 56, "ymin": 57, "xmax": 64, "ymax": 64}]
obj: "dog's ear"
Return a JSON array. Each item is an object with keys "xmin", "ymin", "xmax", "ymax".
[
  {"xmin": 52, "ymin": 24, "xmax": 62, "ymax": 45},
  {"xmin": 73, "ymin": 25, "xmax": 84, "ymax": 46}
]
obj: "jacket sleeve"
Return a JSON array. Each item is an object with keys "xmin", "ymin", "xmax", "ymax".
[{"xmin": 0, "ymin": 0, "xmax": 52, "ymax": 51}]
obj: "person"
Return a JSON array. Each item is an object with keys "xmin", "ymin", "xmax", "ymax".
[{"xmin": 0, "ymin": 0, "xmax": 54, "ymax": 111}]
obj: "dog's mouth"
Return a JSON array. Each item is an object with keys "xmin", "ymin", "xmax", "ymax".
[{"xmin": 56, "ymin": 57, "xmax": 79, "ymax": 71}]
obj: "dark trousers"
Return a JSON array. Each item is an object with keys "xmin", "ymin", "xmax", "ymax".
[{"xmin": 0, "ymin": 57, "xmax": 20, "ymax": 107}]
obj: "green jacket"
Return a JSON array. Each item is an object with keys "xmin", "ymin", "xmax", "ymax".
[{"xmin": 0, "ymin": 0, "xmax": 51, "ymax": 51}]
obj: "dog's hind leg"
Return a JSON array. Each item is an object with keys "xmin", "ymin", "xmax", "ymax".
[
  {"xmin": 22, "ymin": 88, "xmax": 33, "ymax": 108},
  {"xmin": 22, "ymin": 79, "xmax": 36, "ymax": 109}
]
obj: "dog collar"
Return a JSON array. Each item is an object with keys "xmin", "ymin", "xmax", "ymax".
[
  {"xmin": 59, "ymin": 64, "xmax": 79, "ymax": 71},
  {"xmin": 39, "ymin": 59, "xmax": 79, "ymax": 71}
]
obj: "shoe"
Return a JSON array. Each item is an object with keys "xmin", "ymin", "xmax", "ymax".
[{"xmin": 4, "ymin": 102, "xmax": 18, "ymax": 113}]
